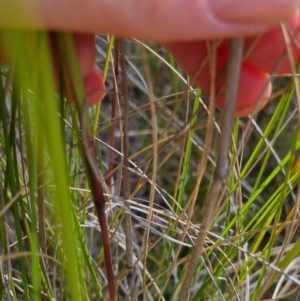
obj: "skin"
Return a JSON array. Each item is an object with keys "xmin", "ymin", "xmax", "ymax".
[{"xmin": 0, "ymin": 0, "xmax": 299, "ymax": 116}]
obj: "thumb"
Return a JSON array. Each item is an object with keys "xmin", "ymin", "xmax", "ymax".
[{"xmin": 0, "ymin": 0, "xmax": 298, "ymax": 41}]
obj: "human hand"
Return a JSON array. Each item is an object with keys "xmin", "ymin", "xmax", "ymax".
[
  {"xmin": 1, "ymin": 0, "xmax": 299, "ymax": 116},
  {"xmin": 166, "ymin": 11, "xmax": 300, "ymax": 116}
]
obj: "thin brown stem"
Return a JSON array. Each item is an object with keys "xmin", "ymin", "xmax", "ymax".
[
  {"xmin": 178, "ymin": 38, "xmax": 244, "ymax": 301},
  {"xmin": 119, "ymin": 40, "xmax": 134, "ymax": 269},
  {"xmin": 80, "ymin": 107, "xmax": 115, "ymax": 301},
  {"xmin": 139, "ymin": 44, "xmax": 159, "ymax": 301}
]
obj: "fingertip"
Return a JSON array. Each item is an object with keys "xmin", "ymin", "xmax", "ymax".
[
  {"xmin": 244, "ymin": 11, "xmax": 300, "ymax": 74},
  {"xmin": 209, "ymin": 0, "xmax": 299, "ymax": 25},
  {"xmin": 1, "ymin": 0, "xmax": 298, "ymax": 41},
  {"xmin": 167, "ymin": 42, "xmax": 272, "ymax": 117}
]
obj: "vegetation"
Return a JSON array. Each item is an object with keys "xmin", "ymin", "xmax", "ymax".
[{"xmin": 0, "ymin": 29, "xmax": 300, "ymax": 300}]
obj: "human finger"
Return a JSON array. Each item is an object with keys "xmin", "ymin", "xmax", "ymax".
[
  {"xmin": 72, "ymin": 34, "xmax": 105, "ymax": 105},
  {"xmin": 244, "ymin": 10, "xmax": 300, "ymax": 74},
  {"xmin": 49, "ymin": 33, "xmax": 105, "ymax": 105},
  {"xmin": 166, "ymin": 41, "xmax": 271, "ymax": 117},
  {"xmin": 0, "ymin": 0, "xmax": 298, "ymax": 42},
  {"xmin": 73, "ymin": 33, "xmax": 96, "ymax": 78},
  {"xmin": 165, "ymin": 13, "xmax": 300, "ymax": 116},
  {"xmin": 83, "ymin": 65, "xmax": 106, "ymax": 106}
]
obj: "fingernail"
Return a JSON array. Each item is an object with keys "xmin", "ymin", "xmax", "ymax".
[{"xmin": 209, "ymin": 0, "xmax": 298, "ymax": 25}]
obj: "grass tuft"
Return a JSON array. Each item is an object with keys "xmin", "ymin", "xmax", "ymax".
[{"xmin": 0, "ymin": 26, "xmax": 300, "ymax": 301}]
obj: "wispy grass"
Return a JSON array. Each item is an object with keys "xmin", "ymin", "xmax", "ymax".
[{"xmin": 0, "ymin": 24, "xmax": 300, "ymax": 301}]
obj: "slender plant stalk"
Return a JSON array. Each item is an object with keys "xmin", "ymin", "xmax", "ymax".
[
  {"xmin": 119, "ymin": 40, "xmax": 134, "ymax": 269},
  {"xmin": 57, "ymin": 33, "xmax": 116, "ymax": 300},
  {"xmin": 178, "ymin": 38, "xmax": 244, "ymax": 301},
  {"xmin": 80, "ymin": 112, "xmax": 116, "ymax": 301},
  {"xmin": 139, "ymin": 44, "xmax": 159, "ymax": 301}
]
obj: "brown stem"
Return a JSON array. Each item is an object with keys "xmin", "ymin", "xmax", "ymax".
[
  {"xmin": 119, "ymin": 40, "xmax": 134, "ymax": 269},
  {"xmin": 178, "ymin": 38, "xmax": 244, "ymax": 301},
  {"xmin": 80, "ymin": 111, "xmax": 116, "ymax": 301}
]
